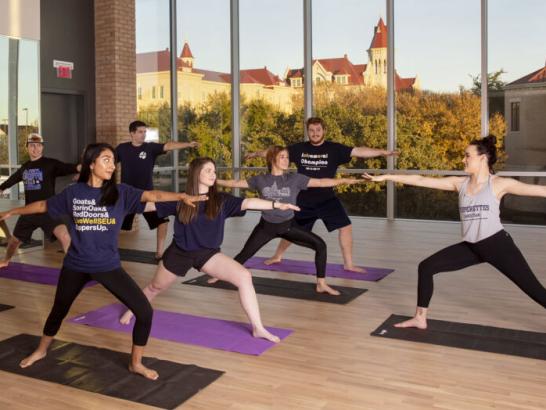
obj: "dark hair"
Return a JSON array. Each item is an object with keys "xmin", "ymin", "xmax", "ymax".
[
  {"xmin": 265, "ymin": 145, "xmax": 288, "ymax": 172},
  {"xmin": 129, "ymin": 120, "xmax": 147, "ymax": 133},
  {"xmin": 178, "ymin": 157, "xmax": 221, "ymax": 224},
  {"xmin": 306, "ymin": 117, "xmax": 325, "ymax": 130},
  {"xmin": 78, "ymin": 143, "xmax": 119, "ymax": 206},
  {"xmin": 469, "ymin": 134, "xmax": 497, "ymax": 173}
]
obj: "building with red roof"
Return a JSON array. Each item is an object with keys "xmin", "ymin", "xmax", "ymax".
[{"xmin": 285, "ymin": 18, "xmax": 419, "ymax": 91}]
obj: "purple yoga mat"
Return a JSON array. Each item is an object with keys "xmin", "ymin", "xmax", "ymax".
[
  {"xmin": 0, "ymin": 262, "xmax": 96, "ymax": 287},
  {"xmin": 69, "ymin": 303, "xmax": 292, "ymax": 356},
  {"xmin": 244, "ymin": 257, "xmax": 394, "ymax": 281}
]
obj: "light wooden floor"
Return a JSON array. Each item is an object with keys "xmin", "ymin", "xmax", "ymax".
[{"xmin": 0, "ymin": 212, "xmax": 545, "ymax": 409}]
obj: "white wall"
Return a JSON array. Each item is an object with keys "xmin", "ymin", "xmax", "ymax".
[{"xmin": 0, "ymin": 0, "xmax": 40, "ymax": 40}]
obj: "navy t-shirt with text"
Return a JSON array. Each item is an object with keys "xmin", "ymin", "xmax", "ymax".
[
  {"xmin": 47, "ymin": 183, "xmax": 145, "ymax": 272},
  {"xmin": 287, "ymin": 141, "xmax": 353, "ymax": 205},
  {"xmin": 156, "ymin": 193, "xmax": 245, "ymax": 251},
  {"xmin": 115, "ymin": 142, "xmax": 165, "ymax": 190}
]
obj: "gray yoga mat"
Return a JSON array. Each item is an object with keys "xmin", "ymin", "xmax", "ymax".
[
  {"xmin": 371, "ymin": 314, "xmax": 546, "ymax": 360},
  {"xmin": 184, "ymin": 274, "xmax": 367, "ymax": 304},
  {"xmin": 0, "ymin": 333, "xmax": 224, "ymax": 409}
]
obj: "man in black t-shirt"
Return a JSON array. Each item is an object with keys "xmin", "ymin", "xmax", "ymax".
[
  {"xmin": 0, "ymin": 133, "xmax": 79, "ymax": 267},
  {"xmin": 247, "ymin": 117, "xmax": 398, "ymax": 272},
  {"xmin": 115, "ymin": 120, "xmax": 198, "ymax": 259}
]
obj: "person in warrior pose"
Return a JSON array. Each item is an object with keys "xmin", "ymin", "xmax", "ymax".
[
  {"xmin": 0, "ymin": 143, "xmax": 205, "ymax": 379},
  {"xmin": 120, "ymin": 157, "xmax": 300, "ymax": 343},
  {"xmin": 116, "ymin": 120, "xmax": 199, "ymax": 259},
  {"xmin": 364, "ymin": 135, "xmax": 546, "ymax": 329},
  {"xmin": 246, "ymin": 117, "xmax": 397, "ymax": 273},
  {"xmin": 216, "ymin": 145, "xmax": 368, "ymax": 295},
  {"xmin": 0, "ymin": 133, "xmax": 80, "ymax": 267}
]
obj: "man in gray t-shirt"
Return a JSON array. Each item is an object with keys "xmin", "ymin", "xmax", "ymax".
[{"xmin": 247, "ymin": 173, "xmax": 310, "ymax": 223}]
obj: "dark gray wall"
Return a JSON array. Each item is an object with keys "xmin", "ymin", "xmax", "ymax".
[{"xmin": 40, "ymin": 0, "xmax": 95, "ymax": 159}]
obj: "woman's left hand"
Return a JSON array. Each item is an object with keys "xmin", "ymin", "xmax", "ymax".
[
  {"xmin": 276, "ymin": 203, "xmax": 300, "ymax": 212},
  {"xmin": 181, "ymin": 194, "xmax": 208, "ymax": 208}
]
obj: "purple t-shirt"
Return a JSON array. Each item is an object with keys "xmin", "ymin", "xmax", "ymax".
[
  {"xmin": 156, "ymin": 193, "xmax": 245, "ymax": 251},
  {"xmin": 47, "ymin": 183, "xmax": 145, "ymax": 272}
]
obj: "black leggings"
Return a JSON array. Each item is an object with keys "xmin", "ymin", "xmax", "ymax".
[
  {"xmin": 44, "ymin": 267, "xmax": 153, "ymax": 346},
  {"xmin": 234, "ymin": 218, "xmax": 327, "ymax": 278},
  {"xmin": 417, "ymin": 230, "xmax": 546, "ymax": 309}
]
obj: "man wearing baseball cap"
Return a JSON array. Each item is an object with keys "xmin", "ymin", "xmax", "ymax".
[{"xmin": 0, "ymin": 133, "xmax": 80, "ymax": 267}]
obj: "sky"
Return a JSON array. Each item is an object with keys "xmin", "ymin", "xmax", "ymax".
[{"xmin": 136, "ymin": 0, "xmax": 546, "ymax": 92}]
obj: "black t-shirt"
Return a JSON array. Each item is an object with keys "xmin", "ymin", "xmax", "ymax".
[
  {"xmin": 287, "ymin": 141, "xmax": 353, "ymax": 205},
  {"xmin": 115, "ymin": 142, "xmax": 165, "ymax": 190},
  {"xmin": 0, "ymin": 157, "xmax": 78, "ymax": 204}
]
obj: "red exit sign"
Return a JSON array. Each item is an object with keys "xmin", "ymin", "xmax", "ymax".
[{"xmin": 53, "ymin": 60, "xmax": 74, "ymax": 79}]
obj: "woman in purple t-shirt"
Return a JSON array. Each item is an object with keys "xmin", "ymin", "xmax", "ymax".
[
  {"xmin": 0, "ymin": 143, "xmax": 205, "ymax": 380},
  {"xmin": 216, "ymin": 145, "xmax": 365, "ymax": 295},
  {"xmin": 119, "ymin": 157, "xmax": 299, "ymax": 343}
]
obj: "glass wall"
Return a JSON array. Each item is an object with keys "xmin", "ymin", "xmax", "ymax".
[
  {"xmin": 0, "ymin": 35, "xmax": 41, "ymax": 200},
  {"xmin": 176, "ymin": 0, "xmax": 231, "ymax": 168},
  {"xmin": 240, "ymin": 0, "xmax": 304, "ymax": 173},
  {"xmin": 313, "ymin": 0, "xmax": 387, "ymax": 217},
  {"xmin": 133, "ymin": 0, "xmax": 546, "ymax": 225}
]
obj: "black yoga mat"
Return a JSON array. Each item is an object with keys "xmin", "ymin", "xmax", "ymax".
[
  {"xmin": 184, "ymin": 274, "xmax": 367, "ymax": 304},
  {"xmin": 371, "ymin": 314, "xmax": 546, "ymax": 361},
  {"xmin": 0, "ymin": 334, "xmax": 224, "ymax": 409},
  {"xmin": 0, "ymin": 304, "xmax": 14, "ymax": 313},
  {"xmin": 118, "ymin": 248, "xmax": 158, "ymax": 265}
]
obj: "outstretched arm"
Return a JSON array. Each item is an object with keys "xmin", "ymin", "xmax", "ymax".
[
  {"xmin": 141, "ymin": 190, "xmax": 207, "ymax": 207},
  {"xmin": 241, "ymin": 197, "xmax": 300, "ymax": 212},
  {"xmin": 496, "ymin": 177, "xmax": 546, "ymax": 199},
  {"xmin": 363, "ymin": 173, "xmax": 463, "ymax": 191},
  {"xmin": 307, "ymin": 177, "xmax": 365, "ymax": 188},
  {"xmin": 216, "ymin": 179, "xmax": 250, "ymax": 189},
  {"xmin": 0, "ymin": 200, "xmax": 47, "ymax": 221},
  {"xmin": 351, "ymin": 146, "xmax": 399, "ymax": 159},
  {"xmin": 163, "ymin": 141, "xmax": 199, "ymax": 152}
]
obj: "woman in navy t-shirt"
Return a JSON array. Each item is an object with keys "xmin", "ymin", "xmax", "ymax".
[
  {"xmin": 119, "ymin": 157, "xmax": 299, "ymax": 343},
  {"xmin": 0, "ymin": 143, "xmax": 205, "ymax": 380}
]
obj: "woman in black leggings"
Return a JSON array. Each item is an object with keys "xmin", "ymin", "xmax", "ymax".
[
  {"xmin": 0, "ymin": 143, "xmax": 204, "ymax": 379},
  {"xmin": 365, "ymin": 135, "xmax": 546, "ymax": 329},
  {"xmin": 217, "ymin": 145, "xmax": 365, "ymax": 295}
]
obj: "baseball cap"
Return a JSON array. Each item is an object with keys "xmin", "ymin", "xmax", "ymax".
[{"xmin": 27, "ymin": 133, "xmax": 44, "ymax": 144}]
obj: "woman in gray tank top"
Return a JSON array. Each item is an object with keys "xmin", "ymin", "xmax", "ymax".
[{"xmin": 364, "ymin": 135, "xmax": 546, "ymax": 329}]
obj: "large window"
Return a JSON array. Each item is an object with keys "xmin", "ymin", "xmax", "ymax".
[
  {"xmin": 240, "ymin": 0, "xmax": 304, "ymax": 169},
  {"xmin": 313, "ymin": 0, "xmax": 387, "ymax": 217},
  {"xmin": 135, "ymin": 0, "xmax": 172, "ymax": 170},
  {"xmin": 0, "ymin": 35, "xmax": 40, "ymax": 200},
  {"xmin": 176, "ymin": 0, "xmax": 231, "ymax": 169}
]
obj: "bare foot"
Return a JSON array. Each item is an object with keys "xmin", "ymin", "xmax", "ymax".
[
  {"xmin": 316, "ymin": 282, "xmax": 340, "ymax": 296},
  {"xmin": 394, "ymin": 316, "xmax": 427, "ymax": 329},
  {"xmin": 119, "ymin": 310, "xmax": 134, "ymax": 325},
  {"xmin": 20, "ymin": 350, "xmax": 47, "ymax": 368},
  {"xmin": 0, "ymin": 259, "xmax": 10, "ymax": 269},
  {"xmin": 129, "ymin": 362, "xmax": 159, "ymax": 380},
  {"xmin": 263, "ymin": 257, "xmax": 282, "ymax": 266},
  {"xmin": 344, "ymin": 265, "xmax": 367, "ymax": 273},
  {"xmin": 253, "ymin": 327, "xmax": 280, "ymax": 343},
  {"xmin": 207, "ymin": 277, "xmax": 219, "ymax": 284}
]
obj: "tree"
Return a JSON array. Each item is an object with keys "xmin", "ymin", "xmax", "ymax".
[{"xmin": 470, "ymin": 69, "xmax": 507, "ymax": 95}]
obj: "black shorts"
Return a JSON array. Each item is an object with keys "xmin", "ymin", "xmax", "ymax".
[
  {"xmin": 162, "ymin": 242, "xmax": 220, "ymax": 277},
  {"xmin": 295, "ymin": 197, "xmax": 351, "ymax": 232},
  {"xmin": 13, "ymin": 214, "xmax": 62, "ymax": 243},
  {"xmin": 121, "ymin": 211, "xmax": 169, "ymax": 231}
]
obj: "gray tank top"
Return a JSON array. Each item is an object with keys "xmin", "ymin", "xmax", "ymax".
[{"xmin": 458, "ymin": 176, "xmax": 504, "ymax": 243}]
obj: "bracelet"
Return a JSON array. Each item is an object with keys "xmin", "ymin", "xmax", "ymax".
[{"xmin": 272, "ymin": 200, "xmax": 276, "ymax": 209}]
